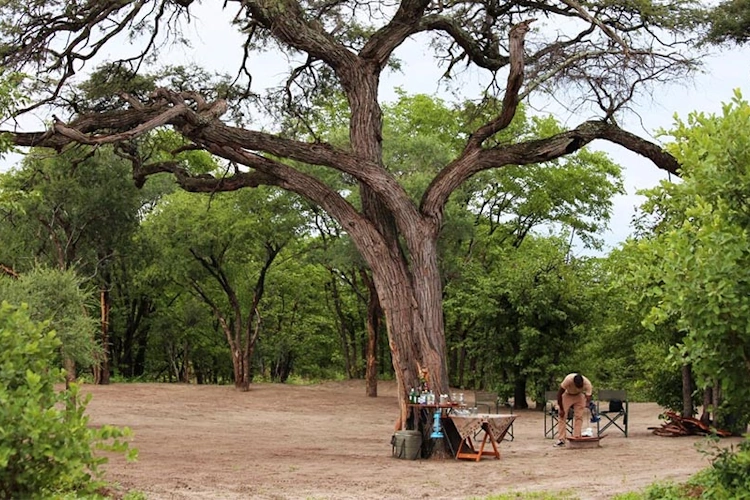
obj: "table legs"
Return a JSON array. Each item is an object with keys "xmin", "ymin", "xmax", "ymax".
[{"xmin": 454, "ymin": 423, "xmax": 500, "ymax": 461}]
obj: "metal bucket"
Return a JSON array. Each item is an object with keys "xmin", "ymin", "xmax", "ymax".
[{"xmin": 392, "ymin": 430, "xmax": 422, "ymax": 460}]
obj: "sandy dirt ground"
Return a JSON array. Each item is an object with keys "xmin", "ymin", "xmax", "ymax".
[{"xmin": 82, "ymin": 380, "xmax": 744, "ymax": 500}]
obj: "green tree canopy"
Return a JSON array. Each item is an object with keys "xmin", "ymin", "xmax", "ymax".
[
  {"xmin": 629, "ymin": 90, "xmax": 750, "ymax": 430},
  {"xmin": 706, "ymin": 0, "xmax": 750, "ymax": 45},
  {"xmin": 0, "ymin": 267, "xmax": 99, "ymax": 371},
  {"xmin": 0, "ymin": 0, "xmax": 700, "ymax": 426},
  {"xmin": 140, "ymin": 186, "xmax": 308, "ymax": 388}
]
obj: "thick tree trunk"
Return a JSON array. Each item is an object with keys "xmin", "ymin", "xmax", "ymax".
[
  {"xmin": 409, "ymin": 238, "xmax": 449, "ymax": 394},
  {"xmin": 514, "ymin": 377, "xmax": 529, "ymax": 410},
  {"xmin": 230, "ymin": 344, "xmax": 245, "ymax": 390},
  {"xmin": 345, "ymin": 66, "xmax": 421, "ymax": 422},
  {"xmin": 344, "ymin": 63, "xmax": 450, "ymax": 422},
  {"xmin": 367, "ymin": 236, "xmax": 448, "ymax": 429},
  {"xmin": 239, "ymin": 356, "xmax": 250, "ymax": 391}
]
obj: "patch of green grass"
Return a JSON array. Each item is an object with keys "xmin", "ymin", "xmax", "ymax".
[{"xmin": 474, "ymin": 490, "xmax": 579, "ymax": 499}]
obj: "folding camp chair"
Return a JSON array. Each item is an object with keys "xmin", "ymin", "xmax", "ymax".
[
  {"xmin": 473, "ymin": 390, "xmax": 514, "ymax": 441},
  {"xmin": 474, "ymin": 390, "xmax": 498, "ymax": 414},
  {"xmin": 544, "ymin": 390, "xmax": 573, "ymax": 438},
  {"xmin": 596, "ymin": 389, "xmax": 628, "ymax": 437}
]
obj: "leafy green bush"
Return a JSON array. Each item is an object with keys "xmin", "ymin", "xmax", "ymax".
[
  {"xmin": 0, "ymin": 302, "xmax": 136, "ymax": 499},
  {"xmin": 694, "ymin": 438, "xmax": 750, "ymax": 498}
]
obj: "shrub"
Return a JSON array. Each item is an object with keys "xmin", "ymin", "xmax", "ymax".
[
  {"xmin": 0, "ymin": 302, "xmax": 136, "ymax": 499},
  {"xmin": 695, "ymin": 437, "xmax": 750, "ymax": 498}
]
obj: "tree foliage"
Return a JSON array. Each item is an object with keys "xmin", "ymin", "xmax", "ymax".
[
  {"xmin": 601, "ymin": 238, "xmax": 703, "ymax": 413},
  {"xmin": 445, "ymin": 235, "xmax": 599, "ymax": 404},
  {"xmin": 0, "ymin": 0, "xmax": 707, "ymax": 426},
  {"xmin": 0, "ymin": 267, "xmax": 100, "ymax": 370},
  {"xmin": 140, "ymin": 186, "xmax": 308, "ymax": 388},
  {"xmin": 706, "ymin": 0, "xmax": 750, "ymax": 45},
  {"xmin": 629, "ymin": 90, "xmax": 750, "ymax": 429},
  {"xmin": 0, "ymin": 148, "xmax": 142, "ymax": 273},
  {"xmin": 0, "ymin": 302, "xmax": 136, "ymax": 499}
]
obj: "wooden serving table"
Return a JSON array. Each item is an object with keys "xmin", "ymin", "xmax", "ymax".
[{"xmin": 443, "ymin": 413, "xmax": 516, "ymax": 461}]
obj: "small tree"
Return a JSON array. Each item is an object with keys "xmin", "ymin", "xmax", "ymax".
[
  {"xmin": 0, "ymin": 302, "xmax": 136, "ymax": 499},
  {"xmin": 0, "ymin": 267, "xmax": 100, "ymax": 382}
]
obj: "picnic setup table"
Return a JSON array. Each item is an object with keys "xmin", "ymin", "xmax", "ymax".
[
  {"xmin": 443, "ymin": 413, "xmax": 515, "ymax": 461},
  {"xmin": 405, "ymin": 403, "xmax": 515, "ymax": 461}
]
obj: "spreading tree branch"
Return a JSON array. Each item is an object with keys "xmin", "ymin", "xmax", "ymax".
[{"xmin": 469, "ymin": 19, "xmax": 536, "ymax": 146}]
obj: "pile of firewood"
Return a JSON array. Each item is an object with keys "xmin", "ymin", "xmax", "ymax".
[{"xmin": 649, "ymin": 410, "xmax": 733, "ymax": 437}]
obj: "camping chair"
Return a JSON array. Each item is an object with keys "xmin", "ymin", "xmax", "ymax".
[
  {"xmin": 544, "ymin": 390, "xmax": 573, "ymax": 439},
  {"xmin": 474, "ymin": 390, "xmax": 498, "ymax": 414},
  {"xmin": 596, "ymin": 390, "xmax": 628, "ymax": 437},
  {"xmin": 473, "ymin": 390, "xmax": 514, "ymax": 441}
]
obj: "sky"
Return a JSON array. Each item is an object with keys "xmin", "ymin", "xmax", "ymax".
[{"xmin": 4, "ymin": 3, "xmax": 750, "ymax": 254}]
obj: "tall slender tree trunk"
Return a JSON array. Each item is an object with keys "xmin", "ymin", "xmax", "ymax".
[
  {"xmin": 99, "ymin": 288, "xmax": 111, "ymax": 384},
  {"xmin": 328, "ymin": 274, "xmax": 354, "ymax": 378},
  {"xmin": 180, "ymin": 342, "xmax": 190, "ymax": 383},
  {"xmin": 63, "ymin": 357, "xmax": 76, "ymax": 389},
  {"xmin": 700, "ymin": 386, "xmax": 712, "ymax": 425},
  {"xmin": 681, "ymin": 364, "xmax": 693, "ymax": 418},
  {"xmin": 361, "ymin": 269, "xmax": 381, "ymax": 397}
]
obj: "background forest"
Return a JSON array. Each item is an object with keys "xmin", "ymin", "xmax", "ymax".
[
  {"xmin": 2, "ymin": 0, "xmax": 750, "ymax": 497},
  {"xmin": 0, "ymin": 0, "xmax": 748, "ymax": 438},
  {"xmin": 1, "ymin": 85, "xmax": 749, "ymax": 434}
]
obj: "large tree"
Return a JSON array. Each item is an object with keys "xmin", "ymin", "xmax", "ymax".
[{"xmin": 0, "ymin": 0, "xmax": 697, "ymax": 427}]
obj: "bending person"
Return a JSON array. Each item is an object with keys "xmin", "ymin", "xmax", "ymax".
[{"xmin": 555, "ymin": 372, "xmax": 593, "ymax": 447}]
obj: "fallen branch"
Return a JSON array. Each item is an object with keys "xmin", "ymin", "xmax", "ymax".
[{"xmin": 648, "ymin": 410, "xmax": 733, "ymax": 437}]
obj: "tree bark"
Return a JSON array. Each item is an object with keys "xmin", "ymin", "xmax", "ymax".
[
  {"xmin": 514, "ymin": 377, "xmax": 529, "ymax": 410},
  {"xmin": 681, "ymin": 363, "xmax": 693, "ymax": 418},
  {"xmin": 700, "ymin": 386, "xmax": 712, "ymax": 425},
  {"xmin": 361, "ymin": 269, "xmax": 381, "ymax": 397},
  {"xmin": 99, "ymin": 288, "xmax": 111, "ymax": 385}
]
